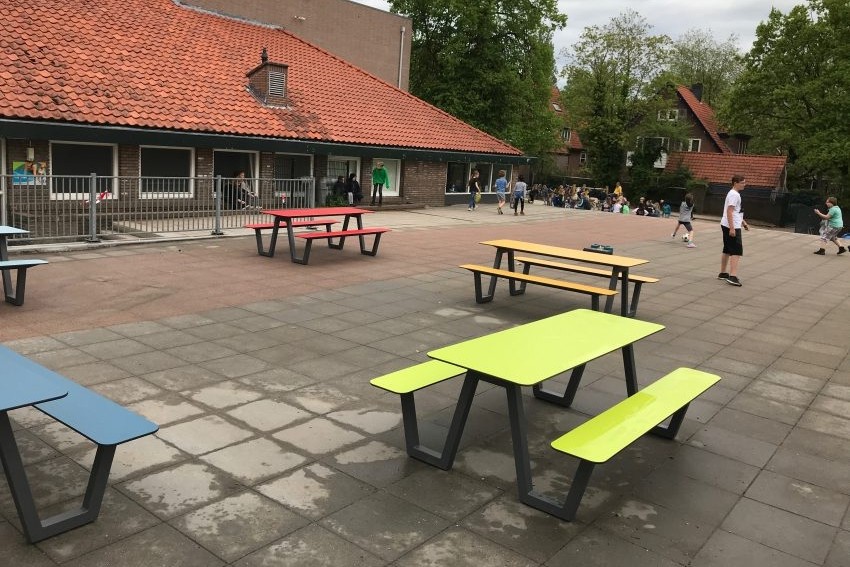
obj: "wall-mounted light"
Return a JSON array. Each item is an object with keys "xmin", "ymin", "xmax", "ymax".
[{"xmin": 26, "ymin": 143, "xmax": 34, "ymax": 161}]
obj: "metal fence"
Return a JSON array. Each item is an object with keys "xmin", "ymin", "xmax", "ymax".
[{"xmin": 0, "ymin": 175, "xmax": 315, "ymax": 245}]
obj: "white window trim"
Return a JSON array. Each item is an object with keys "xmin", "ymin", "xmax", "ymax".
[
  {"xmin": 561, "ymin": 128, "xmax": 571, "ymax": 141},
  {"xmin": 658, "ymin": 109, "xmax": 679, "ymax": 121},
  {"xmin": 579, "ymin": 152, "xmax": 587, "ymax": 164},
  {"xmin": 370, "ymin": 157, "xmax": 400, "ymax": 196},
  {"xmin": 49, "ymin": 140, "xmax": 118, "ymax": 200},
  {"xmin": 139, "ymin": 145, "xmax": 195, "ymax": 199},
  {"xmin": 688, "ymin": 138, "xmax": 701, "ymax": 152}
]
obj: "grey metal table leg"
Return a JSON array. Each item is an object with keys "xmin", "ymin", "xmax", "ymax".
[
  {"xmin": 622, "ymin": 344, "xmax": 638, "ymax": 396},
  {"xmin": 0, "ymin": 412, "xmax": 116, "ymax": 542},
  {"xmin": 532, "ymin": 364, "xmax": 585, "ymax": 408},
  {"xmin": 401, "ymin": 373, "xmax": 478, "ymax": 470}
]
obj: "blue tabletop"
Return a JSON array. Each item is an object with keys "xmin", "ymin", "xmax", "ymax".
[
  {"xmin": 0, "ymin": 226, "xmax": 29, "ymax": 237},
  {"xmin": 0, "ymin": 347, "xmax": 67, "ymax": 411}
]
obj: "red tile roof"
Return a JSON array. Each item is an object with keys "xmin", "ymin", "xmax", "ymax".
[
  {"xmin": 0, "ymin": 0, "xmax": 521, "ymax": 156},
  {"xmin": 549, "ymin": 86, "xmax": 583, "ymax": 153},
  {"xmin": 664, "ymin": 152, "xmax": 787, "ymax": 188},
  {"xmin": 676, "ymin": 86, "xmax": 731, "ymax": 154}
]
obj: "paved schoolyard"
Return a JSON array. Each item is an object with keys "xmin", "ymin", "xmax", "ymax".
[{"xmin": 1, "ymin": 203, "xmax": 849, "ymax": 566}]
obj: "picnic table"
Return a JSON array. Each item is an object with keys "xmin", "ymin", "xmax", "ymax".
[
  {"xmin": 0, "ymin": 226, "xmax": 47, "ymax": 306},
  {"xmin": 372, "ymin": 309, "xmax": 720, "ymax": 520},
  {"xmin": 0, "ymin": 345, "xmax": 158, "ymax": 542},
  {"xmin": 252, "ymin": 207, "xmax": 389, "ymax": 264},
  {"xmin": 480, "ymin": 239, "xmax": 651, "ymax": 317}
]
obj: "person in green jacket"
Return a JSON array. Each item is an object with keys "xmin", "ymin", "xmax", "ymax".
[{"xmin": 370, "ymin": 161, "xmax": 390, "ymax": 206}]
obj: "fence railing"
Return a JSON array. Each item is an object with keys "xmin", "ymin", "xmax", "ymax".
[{"xmin": 0, "ymin": 175, "xmax": 316, "ymax": 245}]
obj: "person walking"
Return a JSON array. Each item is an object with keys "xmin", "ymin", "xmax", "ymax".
[
  {"xmin": 718, "ymin": 174, "xmax": 749, "ymax": 286},
  {"xmin": 467, "ymin": 169, "xmax": 481, "ymax": 211},
  {"xmin": 512, "ymin": 175, "xmax": 527, "ymax": 216},
  {"xmin": 671, "ymin": 193, "xmax": 697, "ymax": 248},
  {"xmin": 494, "ymin": 169, "xmax": 508, "ymax": 214},
  {"xmin": 370, "ymin": 161, "xmax": 389, "ymax": 206},
  {"xmin": 813, "ymin": 196, "xmax": 845, "ymax": 255}
]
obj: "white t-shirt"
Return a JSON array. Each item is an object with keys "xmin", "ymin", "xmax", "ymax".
[
  {"xmin": 720, "ymin": 189, "xmax": 743, "ymax": 229},
  {"xmin": 612, "ymin": 203, "xmax": 622, "ymax": 213}
]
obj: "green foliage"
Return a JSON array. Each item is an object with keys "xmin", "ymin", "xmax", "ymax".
[
  {"xmin": 559, "ymin": 10, "xmax": 681, "ymax": 188},
  {"xmin": 720, "ymin": 0, "xmax": 850, "ymax": 191},
  {"xmin": 388, "ymin": 0, "xmax": 566, "ymax": 158},
  {"xmin": 663, "ymin": 29, "xmax": 744, "ymax": 108}
]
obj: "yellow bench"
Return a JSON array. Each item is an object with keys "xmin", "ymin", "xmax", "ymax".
[
  {"xmin": 545, "ymin": 367, "xmax": 721, "ymax": 521},
  {"xmin": 516, "ymin": 256, "xmax": 658, "ymax": 317},
  {"xmin": 459, "ymin": 264, "xmax": 616, "ymax": 311},
  {"xmin": 371, "ymin": 360, "xmax": 469, "ymax": 470}
]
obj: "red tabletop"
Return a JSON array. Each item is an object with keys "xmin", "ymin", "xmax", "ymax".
[{"xmin": 262, "ymin": 207, "xmax": 372, "ymax": 219}]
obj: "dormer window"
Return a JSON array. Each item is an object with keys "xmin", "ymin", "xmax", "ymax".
[
  {"xmin": 246, "ymin": 48, "xmax": 289, "ymax": 107},
  {"xmin": 552, "ymin": 102, "xmax": 562, "ymax": 112}
]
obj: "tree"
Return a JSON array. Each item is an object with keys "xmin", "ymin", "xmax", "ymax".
[
  {"xmin": 388, "ymin": 0, "xmax": 567, "ymax": 159},
  {"xmin": 720, "ymin": 0, "xmax": 850, "ymax": 190},
  {"xmin": 665, "ymin": 29, "xmax": 743, "ymax": 108},
  {"xmin": 559, "ymin": 10, "xmax": 680, "ymax": 189}
]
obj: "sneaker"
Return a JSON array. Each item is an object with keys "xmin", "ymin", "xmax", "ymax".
[
  {"xmin": 686, "ymin": 242, "xmax": 697, "ymax": 248},
  {"xmin": 725, "ymin": 275, "xmax": 742, "ymax": 286},
  {"xmin": 814, "ymin": 249, "xmax": 826, "ymax": 255},
  {"xmin": 514, "ymin": 212, "xmax": 518, "ymax": 216},
  {"xmin": 520, "ymin": 212, "xmax": 525, "ymax": 215},
  {"xmin": 839, "ymin": 247, "xmax": 847, "ymax": 255},
  {"xmin": 468, "ymin": 207, "xmax": 472, "ymax": 211},
  {"xmin": 717, "ymin": 272, "xmax": 729, "ymax": 280}
]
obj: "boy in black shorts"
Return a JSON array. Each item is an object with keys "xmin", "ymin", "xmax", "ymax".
[{"xmin": 718, "ymin": 174, "xmax": 749, "ymax": 286}]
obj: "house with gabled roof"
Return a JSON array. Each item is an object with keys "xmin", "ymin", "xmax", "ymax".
[
  {"xmin": 548, "ymin": 86, "xmax": 587, "ymax": 180},
  {"xmin": 0, "ymin": 0, "xmax": 528, "ymax": 226}
]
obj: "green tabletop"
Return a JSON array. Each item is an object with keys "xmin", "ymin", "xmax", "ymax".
[{"xmin": 428, "ymin": 309, "xmax": 664, "ymax": 386}]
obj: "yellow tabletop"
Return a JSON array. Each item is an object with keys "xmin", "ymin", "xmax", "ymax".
[
  {"xmin": 428, "ymin": 309, "xmax": 664, "ymax": 386},
  {"xmin": 480, "ymin": 239, "xmax": 648, "ymax": 269}
]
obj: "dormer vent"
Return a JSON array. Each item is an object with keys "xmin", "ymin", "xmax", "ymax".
[{"xmin": 246, "ymin": 51, "xmax": 289, "ymax": 107}]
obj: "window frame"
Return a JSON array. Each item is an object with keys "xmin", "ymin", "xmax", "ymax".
[
  {"xmin": 138, "ymin": 145, "xmax": 195, "ymax": 198},
  {"xmin": 49, "ymin": 140, "xmax": 118, "ymax": 200}
]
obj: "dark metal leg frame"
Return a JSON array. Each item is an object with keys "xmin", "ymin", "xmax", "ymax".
[
  {"xmin": 398, "ymin": 373, "xmax": 479, "ymax": 470},
  {"xmin": 0, "ymin": 413, "xmax": 116, "ymax": 543},
  {"xmin": 2, "ymin": 267, "xmax": 30, "ymax": 306},
  {"xmin": 503, "ymin": 382, "xmax": 594, "ymax": 521},
  {"xmin": 532, "ymin": 364, "xmax": 585, "ymax": 407}
]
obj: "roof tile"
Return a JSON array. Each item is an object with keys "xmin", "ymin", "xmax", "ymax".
[{"xmin": 664, "ymin": 152, "xmax": 787, "ymax": 187}]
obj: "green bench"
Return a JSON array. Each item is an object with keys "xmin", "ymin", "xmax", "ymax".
[
  {"xmin": 542, "ymin": 367, "xmax": 721, "ymax": 521},
  {"xmin": 370, "ymin": 360, "xmax": 469, "ymax": 469},
  {"xmin": 516, "ymin": 256, "xmax": 658, "ymax": 317},
  {"xmin": 459, "ymin": 264, "xmax": 617, "ymax": 311}
]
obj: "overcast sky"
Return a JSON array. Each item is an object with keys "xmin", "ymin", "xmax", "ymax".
[{"xmin": 352, "ymin": 0, "xmax": 804, "ymax": 66}]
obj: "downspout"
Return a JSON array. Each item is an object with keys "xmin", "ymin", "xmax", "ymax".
[{"xmin": 398, "ymin": 26, "xmax": 405, "ymax": 89}]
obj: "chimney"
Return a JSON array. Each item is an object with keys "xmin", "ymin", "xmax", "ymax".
[
  {"xmin": 690, "ymin": 83, "xmax": 703, "ymax": 102},
  {"xmin": 246, "ymin": 49, "xmax": 289, "ymax": 107}
]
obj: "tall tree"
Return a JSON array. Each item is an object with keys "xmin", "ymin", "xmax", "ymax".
[
  {"xmin": 665, "ymin": 29, "xmax": 743, "ymax": 108},
  {"xmin": 721, "ymin": 0, "xmax": 850, "ymax": 189},
  {"xmin": 559, "ymin": 10, "xmax": 678, "ymax": 188},
  {"xmin": 388, "ymin": 0, "xmax": 567, "ymax": 159}
]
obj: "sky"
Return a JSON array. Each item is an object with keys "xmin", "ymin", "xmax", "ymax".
[{"xmin": 352, "ymin": 0, "xmax": 803, "ymax": 66}]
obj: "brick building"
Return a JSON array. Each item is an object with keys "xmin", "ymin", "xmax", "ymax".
[{"xmin": 0, "ymin": 0, "xmax": 527, "ymax": 222}]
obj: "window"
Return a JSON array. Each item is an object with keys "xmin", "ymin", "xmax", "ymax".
[
  {"xmin": 274, "ymin": 154, "xmax": 312, "ymax": 179},
  {"xmin": 561, "ymin": 128, "xmax": 571, "ymax": 141},
  {"xmin": 495, "ymin": 164, "xmax": 513, "ymax": 186},
  {"xmin": 140, "ymin": 146, "xmax": 193, "ymax": 196},
  {"xmin": 370, "ymin": 158, "xmax": 400, "ymax": 196},
  {"xmin": 579, "ymin": 152, "xmax": 587, "ymax": 164},
  {"xmin": 658, "ymin": 109, "xmax": 679, "ymax": 121},
  {"xmin": 50, "ymin": 142, "xmax": 116, "ymax": 196},
  {"xmin": 446, "ymin": 162, "xmax": 468, "ymax": 193},
  {"xmin": 687, "ymin": 138, "xmax": 701, "ymax": 152},
  {"xmin": 552, "ymin": 102, "xmax": 562, "ymax": 112}
]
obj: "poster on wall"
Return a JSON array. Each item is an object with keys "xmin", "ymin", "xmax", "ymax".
[{"xmin": 12, "ymin": 161, "xmax": 47, "ymax": 185}]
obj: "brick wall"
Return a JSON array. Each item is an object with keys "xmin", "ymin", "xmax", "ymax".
[{"xmin": 401, "ymin": 160, "xmax": 447, "ymax": 207}]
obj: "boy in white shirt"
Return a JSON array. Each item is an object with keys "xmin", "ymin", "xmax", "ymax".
[{"xmin": 718, "ymin": 174, "xmax": 749, "ymax": 286}]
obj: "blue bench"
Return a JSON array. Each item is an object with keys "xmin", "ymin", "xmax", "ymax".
[
  {"xmin": 0, "ymin": 259, "xmax": 48, "ymax": 306},
  {"xmin": 0, "ymin": 345, "xmax": 158, "ymax": 542}
]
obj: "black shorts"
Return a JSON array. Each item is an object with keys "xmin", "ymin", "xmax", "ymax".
[
  {"xmin": 721, "ymin": 226, "xmax": 743, "ymax": 256},
  {"xmin": 678, "ymin": 221, "xmax": 693, "ymax": 231}
]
